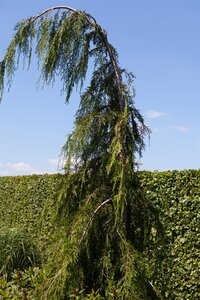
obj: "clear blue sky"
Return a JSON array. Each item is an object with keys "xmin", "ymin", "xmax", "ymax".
[{"xmin": 0, "ymin": 0, "xmax": 199, "ymax": 176}]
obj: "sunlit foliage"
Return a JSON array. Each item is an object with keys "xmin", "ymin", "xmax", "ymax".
[{"xmin": 0, "ymin": 5, "xmax": 159, "ymax": 299}]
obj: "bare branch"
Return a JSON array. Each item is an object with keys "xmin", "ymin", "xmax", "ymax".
[
  {"xmin": 78, "ymin": 198, "xmax": 112, "ymax": 246},
  {"xmin": 30, "ymin": 6, "xmax": 77, "ymax": 23}
]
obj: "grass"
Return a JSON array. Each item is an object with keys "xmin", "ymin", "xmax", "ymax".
[{"xmin": 0, "ymin": 227, "xmax": 41, "ymax": 277}]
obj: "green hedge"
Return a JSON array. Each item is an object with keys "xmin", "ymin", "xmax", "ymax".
[
  {"xmin": 0, "ymin": 174, "xmax": 65, "ymax": 250},
  {"xmin": 0, "ymin": 170, "xmax": 199, "ymax": 299},
  {"xmin": 138, "ymin": 170, "xmax": 200, "ymax": 299}
]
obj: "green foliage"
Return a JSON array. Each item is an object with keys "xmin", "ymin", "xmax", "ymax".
[
  {"xmin": 0, "ymin": 267, "xmax": 42, "ymax": 299},
  {"xmin": 138, "ymin": 170, "xmax": 200, "ymax": 299},
  {"xmin": 0, "ymin": 170, "xmax": 199, "ymax": 299},
  {"xmin": 0, "ymin": 174, "xmax": 64, "ymax": 251},
  {"xmin": 0, "ymin": 227, "xmax": 41, "ymax": 277},
  {"xmin": 1, "ymin": 4, "xmax": 198, "ymax": 300},
  {"xmin": 0, "ymin": 5, "xmax": 151, "ymax": 299}
]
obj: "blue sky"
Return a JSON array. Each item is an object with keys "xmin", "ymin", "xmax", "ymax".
[{"xmin": 0, "ymin": 0, "xmax": 199, "ymax": 176}]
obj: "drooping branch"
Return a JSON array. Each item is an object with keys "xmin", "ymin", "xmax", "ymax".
[
  {"xmin": 96, "ymin": 30, "xmax": 125, "ymax": 112},
  {"xmin": 28, "ymin": 5, "xmax": 125, "ymax": 112},
  {"xmin": 30, "ymin": 6, "xmax": 77, "ymax": 23},
  {"xmin": 30, "ymin": 5, "xmax": 97, "ymax": 25}
]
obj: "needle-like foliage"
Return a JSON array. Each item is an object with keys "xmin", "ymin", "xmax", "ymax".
[{"xmin": 0, "ymin": 5, "xmax": 161, "ymax": 300}]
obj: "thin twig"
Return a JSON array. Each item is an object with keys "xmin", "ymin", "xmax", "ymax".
[
  {"xmin": 78, "ymin": 198, "xmax": 112, "ymax": 246},
  {"xmin": 45, "ymin": 268, "xmax": 63, "ymax": 300},
  {"xmin": 147, "ymin": 281, "xmax": 161, "ymax": 299}
]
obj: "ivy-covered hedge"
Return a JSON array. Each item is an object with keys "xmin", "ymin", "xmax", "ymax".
[
  {"xmin": 0, "ymin": 174, "xmax": 65, "ymax": 251},
  {"xmin": 138, "ymin": 170, "xmax": 200, "ymax": 299},
  {"xmin": 0, "ymin": 170, "xmax": 199, "ymax": 299}
]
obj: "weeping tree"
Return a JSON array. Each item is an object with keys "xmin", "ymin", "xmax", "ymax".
[{"xmin": 0, "ymin": 4, "xmax": 161, "ymax": 300}]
